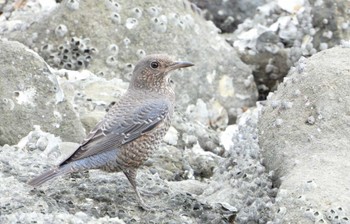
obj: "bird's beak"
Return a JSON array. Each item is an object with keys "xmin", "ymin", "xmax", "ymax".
[{"xmin": 167, "ymin": 61, "xmax": 194, "ymax": 72}]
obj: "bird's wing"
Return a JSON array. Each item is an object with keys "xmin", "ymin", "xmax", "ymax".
[{"xmin": 59, "ymin": 99, "xmax": 170, "ymax": 165}]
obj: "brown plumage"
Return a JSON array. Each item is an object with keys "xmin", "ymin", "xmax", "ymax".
[{"xmin": 28, "ymin": 54, "xmax": 194, "ymax": 210}]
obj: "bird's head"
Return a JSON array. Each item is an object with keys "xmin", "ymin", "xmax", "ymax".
[{"xmin": 129, "ymin": 54, "xmax": 194, "ymax": 92}]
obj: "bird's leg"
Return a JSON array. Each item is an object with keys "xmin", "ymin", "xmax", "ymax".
[{"xmin": 123, "ymin": 168, "xmax": 155, "ymax": 211}]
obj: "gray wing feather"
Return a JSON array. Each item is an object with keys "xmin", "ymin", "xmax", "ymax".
[{"xmin": 60, "ymin": 100, "xmax": 169, "ymax": 165}]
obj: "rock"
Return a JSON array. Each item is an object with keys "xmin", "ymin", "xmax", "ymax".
[
  {"xmin": 183, "ymin": 143, "xmax": 223, "ymax": 179},
  {"xmin": 57, "ymin": 71, "xmax": 129, "ymax": 134},
  {"xmin": 16, "ymin": 125, "xmax": 62, "ymax": 159},
  {"xmin": 309, "ymin": 0, "xmax": 350, "ymax": 50},
  {"xmin": 0, "ymin": 0, "xmax": 58, "ymax": 32},
  {"xmin": 201, "ymin": 108, "xmax": 277, "ymax": 223},
  {"xmin": 229, "ymin": 0, "xmax": 350, "ymax": 99},
  {"xmin": 3, "ymin": 0, "xmax": 258, "ymax": 121},
  {"xmin": 147, "ymin": 141, "xmax": 222, "ymax": 181},
  {"xmin": 0, "ymin": 39, "xmax": 85, "ymax": 145},
  {"xmin": 185, "ymin": 98, "xmax": 229, "ymax": 130},
  {"xmin": 219, "ymin": 124, "xmax": 238, "ymax": 151},
  {"xmin": 59, "ymin": 141, "xmax": 80, "ymax": 160},
  {"xmin": 167, "ymin": 179, "xmax": 208, "ymax": 195},
  {"xmin": 189, "ymin": 0, "xmax": 268, "ymax": 33},
  {"xmin": 240, "ymin": 48, "xmax": 291, "ymax": 100},
  {"xmin": 258, "ymin": 46, "xmax": 350, "ymax": 223},
  {"xmin": 172, "ymin": 110, "xmax": 224, "ymax": 156},
  {"xmin": 0, "ymin": 140, "xmax": 235, "ymax": 223},
  {"xmin": 162, "ymin": 126, "xmax": 179, "ymax": 146},
  {"xmin": 145, "ymin": 144, "xmax": 185, "ymax": 181},
  {"xmin": 80, "ymin": 112, "xmax": 105, "ymax": 135}
]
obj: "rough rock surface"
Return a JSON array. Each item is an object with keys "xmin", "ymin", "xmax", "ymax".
[
  {"xmin": 0, "ymin": 39, "xmax": 85, "ymax": 145},
  {"xmin": 258, "ymin": 46, "xmax": 350, "ymax": 223},
  {"xmin": 189, "ymin": 0, "xmax": 268, "ymax": 33},
  {"xmin": 0, "ymin": 130, "xmax": 233, "ymax": 223},
  {"xmin": 309, "ymin": 0, "xmax": 350, "ymax": 49},
  {"xmin": 0, "ymin": 106, "xmax": 277, "ymax": 223},
  {"xmin": 0, "ymin": 1, "xmax": 349, "ymax": 223},
  {"xmin": 56, "ymin": 71, "xmax": 129, "ymax": 134},
  {"xmin": 3, "ymin": 0, "xmax": 258, "ymax": 121},
  {"xmin": 201, "ymin": 108, "xmax": 277, "ymax": 223},
  {"xmin": 228, "ymin": 0, "xmax": 350, "ymax": 99}
]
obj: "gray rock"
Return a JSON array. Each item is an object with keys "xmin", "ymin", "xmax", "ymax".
[
  {"xmin": 58, "ymin": 73, "xmax": 129, "ymax": 134},
  {"xmin": 229, "ymin": 0, "xmax": 350, "ymax": 99},
  {"xmin": 259, "ymin": 46, "xmax": 350, "ymax": 223},
  {"xmin": 167, "ymin": 179, "xmax": 207, "ymax": 195},
  {"xmin": 189, "ymin": 0, "xmax": 268, "ymax": 33},
  {"xmin": 3, "ymin": 0, "xmax": 258, "ymax": 121},
  {"xmin": 171, "ymin": 110, "xmax": 224, "ymax": 155},
  {"xmin": 80, "ymin": 112, "xmax": 105, "ymax": 135},
  {"xmin": 0, "ymin": 0, "xmax": 58, "ymax": 31},
  {"xmin": 0, "ymin": 138, "xmax": 234, "ymax": 223},
  {"xmin": 309, "ymin": 0, "xmax": 350, "ymax": 50},
  {"xmin": 0, "ymin": 39, "xmax": 85, "ymax": 145},
  {"xmin": 147, "ymin": 141, "xmax": 222, "ymax": 182},
  {"xmin": 16, "ymin": 125, "xmax": 62, "ymax": 158},
  {"xmin": 201, "ymin": 108, "xmax": 277, "ymax": 223},
  {"xmin": 240, "ymin": 48, "xmax": 291, "ymax": 100}
]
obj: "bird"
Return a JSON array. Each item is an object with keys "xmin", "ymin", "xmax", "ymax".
[{"xmin": 28, "ymin": 54, "xmax": 194, "ymax": 210}]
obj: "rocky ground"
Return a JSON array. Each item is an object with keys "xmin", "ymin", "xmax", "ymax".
[{"xmin": 0, "ymin": 0, "xmax": 349, "ymax": 223}]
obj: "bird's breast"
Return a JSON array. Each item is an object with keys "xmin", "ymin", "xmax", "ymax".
[{"xmin": 116, "ymin": 115, "xmax": 171, "ymax": 169}]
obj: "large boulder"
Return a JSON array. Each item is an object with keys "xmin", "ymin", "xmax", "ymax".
[
  {"xmin": 4, "ymin": 0, "xmax": 258, "ymax": 121},
  {"xmin": 0, "ymin": 130, "xmax": 235, "ymax": 223},
  {"xmin": 201, "ymin": 108, "xmax": 277, "ymax": 223},
  {"xmin": 189, "ymin": 0, "xmax": 268, "ymax": 33},
  {"xmin": 309, "ymin": 0, "xmax": 350, "ymax": 49},
  {"xmin": 258, "ymin": 46, "xmax": 350, "ymax": 223},
  {"xmin": 229, "ymin": 0, "xmax": 350, "ymax": 99},
  {"xmin": 0, "ymin": 39, "xmax": 85, "ymax": 145}
]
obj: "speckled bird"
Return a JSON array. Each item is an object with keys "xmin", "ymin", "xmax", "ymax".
[{"xmin": 28, "ymin": 54, "xmax": 194, "ymax": 210}]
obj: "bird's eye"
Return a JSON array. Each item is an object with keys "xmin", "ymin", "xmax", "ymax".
[{"xmin": 150, "ymin": 61, "xmax": 159, "ymax": 69}]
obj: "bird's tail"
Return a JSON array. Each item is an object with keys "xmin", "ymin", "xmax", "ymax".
[
  {"xmin": 27, "ymin": 165, "xmax": 72, "ymax": 187},
  {"xmin": 28, "ymin": 150, "xmax": 118, "ymax": 187}
]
